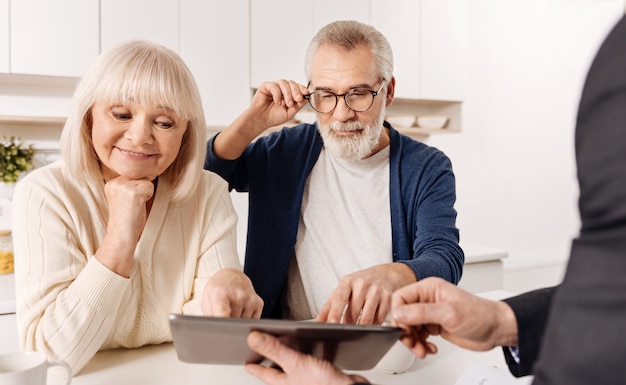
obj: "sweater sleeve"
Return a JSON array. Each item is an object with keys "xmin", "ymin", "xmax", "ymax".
[
  {"xmin": 12, "ymin": 172, "xmax": 130, "ymax": 375},
  {"xmin": 182, "ymin": 173, "xmax": 242, "ymax": 315},
  {"xmin": 393, "ymin": 140, "xmax": 463, "ymax": 284},
  {"xmin": 204, "ymin": 134, "xmax": 250, "ymax": 192},
  {"xmin": 502, "ymin": 286, "xmax": 556, "ymax": 377}
]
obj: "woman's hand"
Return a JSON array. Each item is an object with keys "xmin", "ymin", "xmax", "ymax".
[
  {"xmin": 95, "ymin": 176, "xmax": 155, "ymax": 277},
  {"xmin": 201, "ymin": 268, "xmax": 264, "ymax": 318}
]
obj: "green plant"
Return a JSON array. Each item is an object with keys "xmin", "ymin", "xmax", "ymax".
[{"xmin": 0, "ymin": 136, "xmax": 35, "ymax": 183}]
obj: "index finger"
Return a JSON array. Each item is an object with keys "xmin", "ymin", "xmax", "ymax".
[
  {"xmin": 391, "ymin": 277, "xmax": 449, "ymax": 309},
  {"xmin": 318, "ymin": 287, "xmax": 351, "ymax": 323},
  {"xmin": 275, "ymin": 79, "xmax": 308, "ymax": 108},
  {"xmin": 285, "ymin": 79, "xmax": 309, "ymax": 103}
]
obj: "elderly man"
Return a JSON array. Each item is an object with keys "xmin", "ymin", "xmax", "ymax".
[
  {"xmin": 205, "ymin": 20, "xmax": 463, "ymax": 323},
  {"xmin": 244, "ymin": 15, "xmax": 626, "ymax": 385}
]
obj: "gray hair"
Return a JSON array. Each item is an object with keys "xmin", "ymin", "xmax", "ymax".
[
  {"xmin": 60, "ymin": 40, "xmax": 206, "ymax": 202},
  {"xmin": 304, "ymin": 20, "xmax": 394, "ymax": 83}
]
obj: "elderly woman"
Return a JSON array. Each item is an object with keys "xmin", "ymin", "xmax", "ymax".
[{"xmin": 12, "ymin": 40, "xmax": 263, "ymax": 375}]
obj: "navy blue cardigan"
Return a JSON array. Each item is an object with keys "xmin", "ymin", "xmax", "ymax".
[{"xmin": 205, "ymin": 122, "xmax": 464, "ymax": 318}]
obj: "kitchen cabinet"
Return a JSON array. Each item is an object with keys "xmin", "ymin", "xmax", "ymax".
[
  {"xmin": 100, "ymin": 0, "xmax": 180, "ymax": 54},
  {"xmin": 311, "ymin": 1, "xmax": 369, "ymax": 33},
  {"xmin": 371, "ymin": 0, "xmax": 467, "ymax": 101},
  {"xmin": 10, "ymin": 0, "xmax": 99, "ymax": 77},
  {"xmin": 251, "ymin": 0, "xmax": 466, "ymax": 102},
  {"xmin": 0, "ymin": 0, "xmax": 8, "ymax": 73},
  {"xmin": 416, "ymin": 0, "xmax": 467, "ymax": 101},
  {"xmin": 2, "ymin": 0, "xmax": 465, "ymax": 133},
  {"xmin": 251, "ymin": 0, "xmax": 312, "ymax": 86},
  {"xmin": 180, "ymin": 0, "xmax": 250, "ymax": 127},
  {"xmin": 370, "ymin": 0, "xmax": 421, "ymax": 100},
  {"xmin": 250, "ymin": 0, "xmax": 369, "ymax": 87}
]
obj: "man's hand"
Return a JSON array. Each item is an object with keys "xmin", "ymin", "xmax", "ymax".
[
  {"xmin": 213, "ymin": 79, "xmax": 310, "ymax": 161},
  {"xmin": 316, "ymin": 263, "xmax": 416, "ymax": 325},
  {"xmin": 250, "ymin": 79, "xmax": 310, "ymax": 129},
  {"xmin": 245, "ymin": 331, "xmax": 369, "ymax": 385},
  {"xmin": 390, "ymin": 277, "xmax": 519, "ymax": 358},
  {"xmin": 201, "ymin": 268, "xmax": 264, "ymax": 319}
]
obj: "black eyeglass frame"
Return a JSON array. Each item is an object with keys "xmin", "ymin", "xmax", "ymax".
[{"xmin": 304, "ymin": 80, "xmax": 386, "ymax": 114}]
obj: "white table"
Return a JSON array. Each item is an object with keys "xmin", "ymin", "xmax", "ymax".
[{"xmin": 0, "ymin": 291, "xmax": 524, "ymax": 385}]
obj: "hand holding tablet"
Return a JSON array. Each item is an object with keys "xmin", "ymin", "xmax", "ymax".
[{"xmin": 169, "ymin": 314, "xmax": 402, "ymax": 371}]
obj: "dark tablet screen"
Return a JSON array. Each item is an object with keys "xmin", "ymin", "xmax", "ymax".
[{"xmin": 169, "ymin": 314, "xmax": 402, "ymax": 370}]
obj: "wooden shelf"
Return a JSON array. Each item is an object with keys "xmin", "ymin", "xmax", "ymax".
[
  {"xmin": 0, "ymin": 115, "xmax": 66, "ymax": 128},
  {"xmin": 0, "ymin": 116, "xmax": 65, "ymax": 151},
  {"xmin": 207, "ymin": 122, "xmax": 457, "ymax": 143},
  {"xmin": 397, "ymin": 127, "xmax": 459, "ymax": 137}
]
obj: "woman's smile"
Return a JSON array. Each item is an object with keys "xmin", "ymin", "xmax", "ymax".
[{"xmin": 115, "ymin": 147, "xmax": 158, "ymax": 158}]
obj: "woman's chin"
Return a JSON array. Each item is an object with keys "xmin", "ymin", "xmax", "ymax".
[{"xmin": 118, "ymin": 172, "xmax": 159, "ymax": 181}]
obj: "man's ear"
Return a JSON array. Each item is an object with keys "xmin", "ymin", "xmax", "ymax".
[{"xmin": 385, "ymin": 77, "xmax": 396, "ymax": 107}]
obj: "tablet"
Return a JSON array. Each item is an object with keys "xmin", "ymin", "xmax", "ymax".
[{"xmin": 168, "ymin": 314, "xmax": 403, "ymax": 370}]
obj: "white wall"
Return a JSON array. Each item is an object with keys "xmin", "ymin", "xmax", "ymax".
[{"xmin": 426, "ymin": 1, "xmax": 624, "ymax": 293}]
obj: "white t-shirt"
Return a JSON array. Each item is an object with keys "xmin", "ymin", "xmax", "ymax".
[{"xmin": 286, "ymin": 146, "xmax": 392, "ymax": 319}]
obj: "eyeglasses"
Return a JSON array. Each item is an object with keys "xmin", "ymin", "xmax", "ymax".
[{"xmin": 304, "ymin": 80, "xmax": 386, "ymax": 114}]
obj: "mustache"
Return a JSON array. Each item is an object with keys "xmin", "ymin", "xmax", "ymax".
[{"xmin": 328, "ymin": 121, "xmax": 365, "ymax": 132}]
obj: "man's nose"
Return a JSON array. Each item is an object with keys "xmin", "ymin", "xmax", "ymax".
[{"xmin": 331, "ymin": 96, "xmax": 356, "ymax": 122}]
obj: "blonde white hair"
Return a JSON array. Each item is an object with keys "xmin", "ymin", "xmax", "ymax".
[
  {"xmin": 304, "ymin": 20, "xmax": 394, "ymax": 84},
  {"xmin": 60, "ymin": 40, "xmax": 206, "ymax": 202}
]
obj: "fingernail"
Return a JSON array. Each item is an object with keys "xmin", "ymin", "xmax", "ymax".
[{"xmin": 249, "ymin": 331, "xmax": 266, "ymax": 347}]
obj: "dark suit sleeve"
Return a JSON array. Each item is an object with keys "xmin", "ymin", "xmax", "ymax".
[{"xmin": 501, "ymin": 286, "xmax": 556, "ymax": 377}]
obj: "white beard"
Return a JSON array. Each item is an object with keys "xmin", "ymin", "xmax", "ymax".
[{"xmin": 317, "ymin": 107, "xmax": 386, "ymax": 161}]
